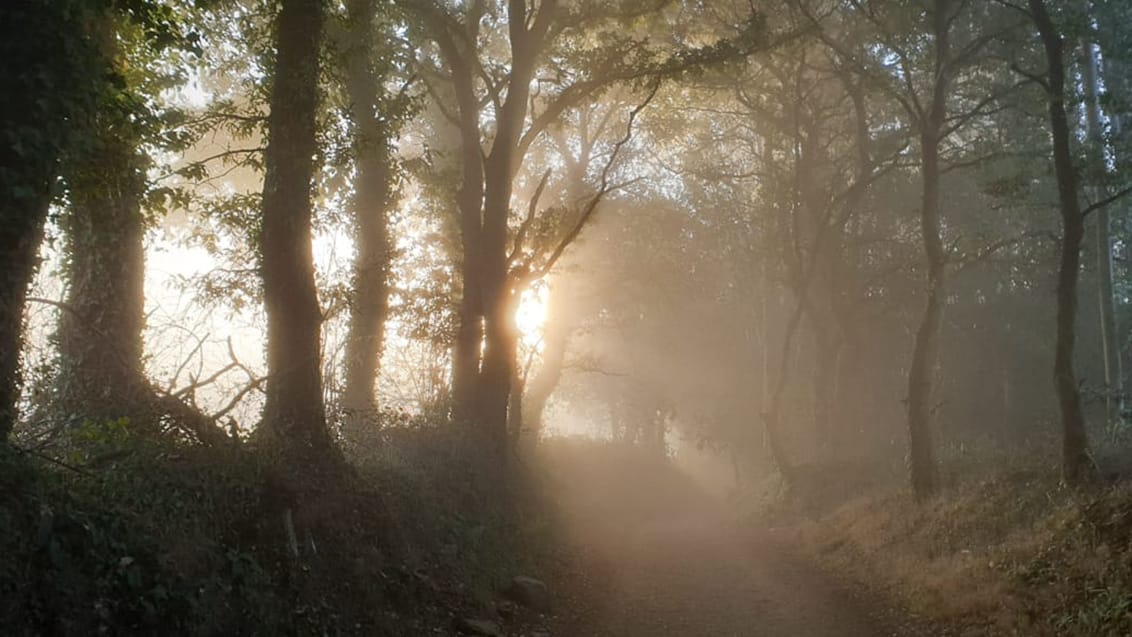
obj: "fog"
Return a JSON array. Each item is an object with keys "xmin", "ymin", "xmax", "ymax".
[{"xmin": 5, "ymin": 0, "xmax": 1132, "ymax": 634}]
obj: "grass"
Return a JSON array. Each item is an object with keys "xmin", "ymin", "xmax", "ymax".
[{"xmin": 777, "ymin": 453, "xmax": 1132, "ymax": 636}]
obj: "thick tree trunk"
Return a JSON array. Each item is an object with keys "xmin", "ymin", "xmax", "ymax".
[
  {"xmin": 57, "ymin": 115, "xmax": 147, "ymax": 422},
  {"xmin": 1031, "ymin": 0, "xmax": 1092, "ymax": 483},
  {"xmin": 0, "ymin": 207, "xmax": 49, "ymax": 440},
  {"xmin": 340, "ymin": 0, "xmax": 393, "ymax": 433},
  {"xmin": 260, "ymin": 0, "xmax": 334, "ymax": 461},
  {"xmin": 905, "ymin": 0, "xmax": 950, "ymax": 501},
  {"xmin": 0, "ymin": 2, "xmax": 103, "ymax": 439},
  {"xmin": 475, "ymin": 2, "xmax": 550, "ymax": 448}
]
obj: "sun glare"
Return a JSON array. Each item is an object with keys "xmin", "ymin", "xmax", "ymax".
[{"xmin": 515, "ymin": 285, "xmax": 549, "ymax": 348}]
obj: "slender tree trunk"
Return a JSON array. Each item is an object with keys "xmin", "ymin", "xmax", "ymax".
[
  {"xmin": 764, "ymin": 297, "xmax": 803, "ymax": 487},
  {"xmin": 58, "ymin": 118, "xmax": 147, "ymax": 422},
  {"xmin": 340, "ymin": 0, "xmax": 394, "ymax": 432},
  {"xmin": 905, "ymin": 0, "xmax": 951, "ymax": 500},
  {"xmin": 1031, "ymin": 0, "xmax": 1093, "ymax": 483},
  {"xmin": 444, "ymin": 37, "xmax": 485, "ymax": 423},
  {"xmin": 521, "ymin": 306, "xmax": 570, "ymax": 440},
  {"xmin": 1080, "ymin": 37, "xmax": 1125, "ymax": 423},
  {"xmin": 260, "ymin": 0, "xmax": 334, "ymax": 461},
  {"xmin": 508, "ymin": 355, "xmax": 525, "ymax": 445},
  {"xmin": 811, "ymin": 326, "xmax": 840, "ymax": 448}
]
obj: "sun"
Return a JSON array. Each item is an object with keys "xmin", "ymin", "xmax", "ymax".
[{"xmin": 515, "ymin": 284, "xmax": 549, "ymax": 349}]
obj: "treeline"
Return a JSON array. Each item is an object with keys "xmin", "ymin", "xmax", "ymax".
[{"xmin": 1, "ymin": 0, "xmax": 1131, "ymax": 503}]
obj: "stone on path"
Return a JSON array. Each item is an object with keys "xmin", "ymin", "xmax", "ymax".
[
  {"xmin": 502, "ymin": 575, "xmax": 552, "ymax": 613},
  {"xmin": 455, "ymin": 617, "xmax": 503, "ymax": 636}
]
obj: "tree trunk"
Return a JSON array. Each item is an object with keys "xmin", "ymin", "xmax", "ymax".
[
  {"xmin": 811, "ymin": 326, "xmax": 840, "ymax": 450},
  {"xmin": 521, "ymin": 307, "xmax": 570, "ymax": 441},
  {"xmin": 340, "ymin": 0, "xmax": 394, "ymax": 434},
  {"xmin": 0, "ymin": 207, "xmax": 49, "ymax": 440},
  {"xmin": 905, "ymin": 0, "xmax": 951, "ymax": 501},
  {"xmin": 442, "ymin": 26, "xmax": 486, "ymax": 423},
  {"xmin": 260, "ymin": 0, "xmax": 334, "ymax": 461},
  {"xmin": 508, "ymin": 355, "xmax": 525, "ymax": 446},
  {"xmin": 1080, "ymin": 37, "xmax": 1125, "ymax": 424},
  {"xmin": 57, "ymin": 118, "xmax": 148, "ymax": 423},
  {"xmin": 1031, "ymin": 0, "xmax": 1092, "ymax": 484},
  {"xmin": 477, "ymin": 162, "xmax": 513, "ymax": 443},
  {"xmin": 475, "ymin": 1, "xmax": 551, "ymax": 449},
  {"xmin": 0, "ymin": 1, "xmax": 104, "ymax": 439},
  {"xmin": 764, "ymin": 297, "xmax": 803, "ymax": 487}
]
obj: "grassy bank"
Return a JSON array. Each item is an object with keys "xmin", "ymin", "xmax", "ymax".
[{"xmin": 779, "ymin": 461, "xmax": 1132, "ymax": 636}]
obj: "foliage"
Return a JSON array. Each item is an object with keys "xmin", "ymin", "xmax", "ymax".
[{"xmin": 2, "ymin": 412, "xmax": 541, "ymax": 635}]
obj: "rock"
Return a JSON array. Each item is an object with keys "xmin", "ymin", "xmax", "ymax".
[
  {"xmin": 502, "ymin": 575, "xmax": 552, "ymax": 613},
  {"xmin": 496, "ymin": 599, "xmax": 518, "ymax": 619},
  {"xmin": 455, "ymin": 617, "xmax": 503, "ymax": 636}
]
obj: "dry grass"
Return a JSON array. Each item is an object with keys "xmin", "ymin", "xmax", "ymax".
[{"xmin": 782, "ymin": 469, "xmax": 1132, "ymax": 636}]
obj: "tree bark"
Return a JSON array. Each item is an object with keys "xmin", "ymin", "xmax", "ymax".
[
  {"xmin": 433, "ymin": 10, "xmax": 486, "ymax": 422},
  {"xmin": 1030, "ymin": 0, "xmax": 1093, "ymax": 484},
  {"xmin": 0, "ymin": 207, "xmax": 49, "ymax": 441},
  {"xmin": 476, "ymin": 0, "xmax": 557, "ymax": 450},
  {"xmin": 57, "ymin": 100, "xmax": 148, "ymax": 423},
  {"xmin": 0, "ymin": 2, "xmax": 102, "ymax": 439},
  {"xmin": 340, "ymin": 0, "xmax": 394, "ymax": 434},
  {"xmin": 260, "ymin": 0, "xmax": 334, "ymax": 461},
  {"xmin": 905, "ymin": 0, "xmax": 951, "ymax": 500}
]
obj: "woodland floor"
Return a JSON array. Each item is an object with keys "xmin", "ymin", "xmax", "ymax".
[{"xmin": 534, "ymin": 445, "xmax": 938, "ymax": 637}]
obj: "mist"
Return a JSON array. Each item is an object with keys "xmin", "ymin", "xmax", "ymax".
[{"xmin": 3, "ymin": 1, "xmax": 1132, "ymax": 635}]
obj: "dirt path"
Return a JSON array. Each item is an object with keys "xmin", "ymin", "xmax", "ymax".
[{"xmin": 538, "ymin": 445, "xmax": 913, "ymax": 637}]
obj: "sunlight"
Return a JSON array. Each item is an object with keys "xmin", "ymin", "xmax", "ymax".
[{"xmin": 516, "ymin": 284, "xmax": 549, "ymax": 349}]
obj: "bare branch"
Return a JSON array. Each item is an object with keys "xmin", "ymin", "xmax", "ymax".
[
  {"xmin": 1083, "ymin": 183, "xmax": 1132, "ymax": 218},
  {"xmin": 508, "ymin": 168, "xmax": 552, "ymax": 264},
  {"xmin": 532, "ymin": 80, "xmax": 661, "ymax": 280}
]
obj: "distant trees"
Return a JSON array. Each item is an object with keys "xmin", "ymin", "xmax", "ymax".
[{"xmin": 338, "ymin": 0, "xmax": 403, "ymax": 435}]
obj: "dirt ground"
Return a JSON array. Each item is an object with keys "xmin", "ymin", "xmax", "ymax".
[{"xmin": 537, "ymin": 445, "xmax": 931, "ymax": 637}]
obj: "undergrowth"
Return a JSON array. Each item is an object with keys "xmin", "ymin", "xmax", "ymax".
[{"xmin": 1, "ymin": 414, "xmax": 539, "ymax": 635}]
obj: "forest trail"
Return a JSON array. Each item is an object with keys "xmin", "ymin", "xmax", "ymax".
[{"xmin": 539, "ymin": 445, "xmax": 911, "ymax": 637}]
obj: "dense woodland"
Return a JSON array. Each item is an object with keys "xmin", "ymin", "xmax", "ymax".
[{"xmin": 3, "ymin": 0, "xmax": 1132, "ymax": 634}]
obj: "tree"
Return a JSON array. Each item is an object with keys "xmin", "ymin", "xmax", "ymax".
[
  {"xmin": 58, "ymin": 99, "xmax": 148, "ymax": 423},
  {"xmin": 1028, "ymin": 0, "xmax": 1092, "ymax": 483},
  {"xmin": 1078, "ymin": 11, "xmax": 1125, "ymax": 426},
  {"xmin": 0, "ymin": 1, "xmax": 109, "ymax": 440},
  {"xmin": 806, "ymin": 0, "xmax": 1023, "ymax": 498},
  {"xmin": 259, "ymin": 0, "xmax": 336, "ymax": 462},
  {"xmin": 408, "ymin": 0, "xmax": 766, "ymax": 457},
  {"xmin": 338, "ymin": 0, "xmax": 404, "ymax": 434}
]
